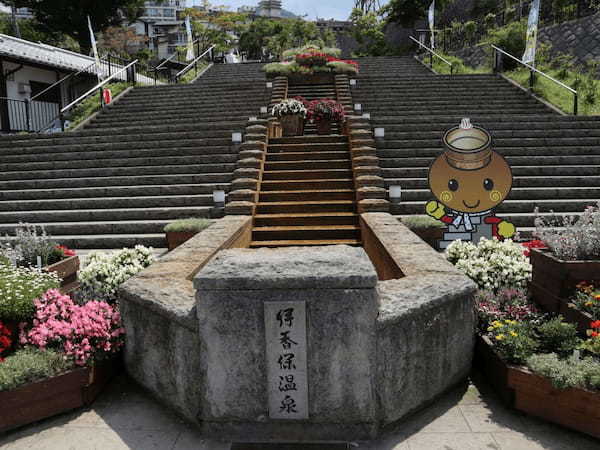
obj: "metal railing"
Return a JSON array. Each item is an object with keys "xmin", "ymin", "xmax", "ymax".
[
  {"xmin": 174, "ymin": 45, "xmax": 215, "ymax": 83},
  {"xmin": 410, "ymin": 36, "xmax": 454, "ymax": 75},
  {"xmin": 37, "ymin": 60, "xmax": 139, "ymax": 133},
  {"xmin": 491, "ymin": 45, "xmax": 578, "ymax": 115}
]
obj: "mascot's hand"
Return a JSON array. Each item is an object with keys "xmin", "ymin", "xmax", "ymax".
[
  {"xmin": 498, "ymin": 221, "xmax": 516, "ymax": 239},
  {"xmin": 426, "ymin": 200, "xmax": 446, "ymax": 220}
]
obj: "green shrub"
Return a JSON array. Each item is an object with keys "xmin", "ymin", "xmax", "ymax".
[
  {"xmin": 264, "ymin": 62, "xmax": 311, "ymax": 77},
  {"xmin": 164, "ymin": 218, "xmax": 212, "ymax": 233},
  {"xmin": 326, "ymin": 61, "xmax": 358, "ymax": 75},
  {"xmin": 464, "ymin": 21, "xmax": 478, "ymax": 42},
  {"xmin": 0, "ymin": 265, "xmax": 60, "ymax": 322},
  {"xmin": 0, "ymin": 348, "xmax": 73, "ymax": 391},
  {"xmin": 401, "ymin": 215, "xmax": 445, "ymax": 230},
  {"xmin": 488, "ymin": 320, "xmax": 539, "ymax": 364},
  {"xmin": 537, "ymin": 317, "xmax": 581, "ymax": 357},
  {"xmin": 527, "ymin": 353, "xmax": 600, "ymax": 391},
  {"xmin": 485, "ymin": 19, "xmax": 527, "ymax": 70},
  {"xmin": 281, "ymin": 45, "xmax": 341, "ymax": 60},
  {"xmin": 67, "ymin": 82, "xmax": 129, "ymax": 130}
]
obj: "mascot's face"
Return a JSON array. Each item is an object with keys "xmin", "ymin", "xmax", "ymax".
[{"xmin": 428, "ymin": 151, "xmax": 513, "ymax": 214}]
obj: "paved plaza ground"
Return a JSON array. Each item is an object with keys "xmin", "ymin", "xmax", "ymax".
[{"xmin": 2, "ymin": 372, "xmax": 600, "ymax": 450}]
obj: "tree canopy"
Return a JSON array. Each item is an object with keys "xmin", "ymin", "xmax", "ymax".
[
  {"xmin": 348, "ymin": 8, "xmax": 390, "ymax": 56},
  {"xmin": 383, "ymin": 0, "xmax": 447, "ymax": 28},
  {"xmin": 13, "ymin": 0, "xmax": 157, "ymax": 54},
  {"xmin": 183, "ymin": 4, "xmax": 248, "ymax": 54}
]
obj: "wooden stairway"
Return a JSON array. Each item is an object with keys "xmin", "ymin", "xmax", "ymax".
[{"xmin": 250, "ymin": 134, "xmax": 361, "ymax": 248}]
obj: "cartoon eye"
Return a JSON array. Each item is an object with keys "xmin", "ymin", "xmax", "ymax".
[
  {"xmin": 448, "ymin": 179, "xmax": 459, "ymax": 191},
  {"xmin": 483, "ymin": 178, "xmax": 494, "ymax": 191}
]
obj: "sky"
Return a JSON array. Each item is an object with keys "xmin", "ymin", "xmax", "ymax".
[{"xmin": 187, "ymin": 0, "xmax": 389, "ymax": 21}]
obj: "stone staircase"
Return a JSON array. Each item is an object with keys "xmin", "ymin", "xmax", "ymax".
[
  {"xmin": 251, "ymin": 134, "xmax": 360, "ymax": 247},
  {"xmin": 0, "ymin": 63, "xmax": 267, "ymax": 249},
  {"xmin": 352, "ymin": 56, "xmax": 600, "ymax": 231}
]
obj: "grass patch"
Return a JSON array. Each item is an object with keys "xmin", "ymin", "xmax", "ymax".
[
  {"xmin": 67, "ymin": 82, "xmax": 129, "ymax": 130},
  {"xmin": 178, "ymin": 61, "xmax": 209, "ymax": 84},
  {"xmin": 0, "ymin": 348, "xmax": 73, "ymax": 391},
  {"xmin": 418, "ymin": 52, "xmax": 489, "ymax": 75},
  {"xmin": 164, "ymin": 218, "xmax": 213, "ymax": 233},
  {"xmin": 401, "ymin": 215, "xmax": 445, "ymax": 230},
  {"xmin": 505, "ymin": 66, "xmax": 599, "ymax": 115}
]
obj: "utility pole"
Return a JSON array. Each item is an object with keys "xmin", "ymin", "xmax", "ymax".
[{"xmin": 10, "ymin": 1, "xmax": 21, "ymax": 39}]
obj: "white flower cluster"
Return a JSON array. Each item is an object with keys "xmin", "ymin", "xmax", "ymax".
[
  {"xmin": 79, "ymin": 246, "xmax": 154, "ymax": 298},
  {"xmin": 534, "ymin": 202, "xmax": 600, "ymax": 261},
  {"xmin": 445, "ymin": 238, "xmax": 532, "ymax": 291},
  {"xmin": 271, "ymin": 99, "xmax": 307, "ymax": 118}
]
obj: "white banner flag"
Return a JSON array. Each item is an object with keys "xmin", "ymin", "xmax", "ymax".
[
  {"xmin": 522, "ymin": 0, "xmax": 540, "ymax": 65},
  {"xmin": 185, "ymin": 16, "xmax": 194, "ymax": 61},
  {"xmin": 428, "ymin": 0, "xmax": 435, "ymax": 49},
  {"xmin": 87, "ymin": 16, "xmax": 102, "ymax": 79}
]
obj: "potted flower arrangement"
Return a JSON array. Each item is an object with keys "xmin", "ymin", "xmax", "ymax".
[
  {"xmin": 295, "ymin": 52, "xmax": 328, "ymax": 68},
  {"xmin": 307, "ymin": 99, "xmax": 345, "ymax": 135},
  {"xmin": 563, "ymin": 281, "xmax": 599, "ymax": 334},
  {"xmin": 530, "ymin": 203, "xmax": 600, "ymax": 313},
  {"xmin": 2, "ymin": 224, "xmax": 79, "ymax": 292},
  {"xmin": 272, "ymin": 98, "xmax": 307, "ymax": 136},
  {"xmin": 164, "ymin": 218, "xmax": 213, "ymax": 251}
]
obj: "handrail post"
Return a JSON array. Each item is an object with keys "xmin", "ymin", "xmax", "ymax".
[
  {"xmin": 60, "ymin": 111, "xmax": 65, "ymax": 132},
  {"xmin": 429, "ymin": 51, "xmax": 433, "ymax": 69},
  {"xmin": 529, "ymin": 69, "xmax": 535, "ymax": 91},
  {"xmin": 574, "ymin": 92, "xmax": 578, "ymax": 115}
]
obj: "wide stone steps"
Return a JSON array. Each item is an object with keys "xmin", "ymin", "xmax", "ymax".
[
  {"xmin": 393, "ymin": 187, "xmax": 600, "ymax": 201},
  {"xmin": 384, "ymin": 176, "xmax": 600, "ymax": 189},
  {"xmin": 395, "ymin": 199, "xmax": 598, "ymax": 215}
]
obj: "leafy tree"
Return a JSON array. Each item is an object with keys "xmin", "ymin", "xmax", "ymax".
[
  {"xmin": 384, "ymin": 0, "xmax": 448, "ymax": 28},
  {"xmin": 0, "ymin": 12, "xmax": 79, "ymax": 51},
  {"xmin": 349, "ymin": 8, "xmax": 390, "ymax": 56},
  {"xmin": 98, "ymin": 26, "xmax": 148, "ymax": 59},
  {"xmin": 13, "ymin": 0, "xmax": 161, "ymax": 54},
  {"xmin": 184, "ymin": 3, "xmax": 248, "ymax": 54}
]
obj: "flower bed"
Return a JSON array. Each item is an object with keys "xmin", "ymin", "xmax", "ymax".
[{"xmin": 164, "ymin": 218, "xmax": 213, "ymax": 251}]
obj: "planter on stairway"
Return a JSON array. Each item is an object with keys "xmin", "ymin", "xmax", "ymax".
[
  {"xmin": 0, "ymin": 356, "xmax": 122, "ymax": 433},
  {"xmin": 272, "ymin": 99, "xmax": 307, "ymax": 137},
  {"xmin": 530, "ymin": 248, "xmax": 600, "ymax": 314},
  {"xmin": 475, "ymin": 335, "xmax": 600, "ymax": 440},
  {"xmin": 279, "ymin": 114, "xmax": 305, "ymax": 137},
  {"xmin": 307, "ymin": 99, "xmax": 345, "ymax": 136},
  {"xmin": 164, "ymin": 218, "xmax": 213, "ymax": 251},
  {"xmin": 45, "ymin": 255, "xmax": 80, "ymax": 294},
  {"xmin": 315, "ymin": 120, "xmax": 333, "ymax": 135}
]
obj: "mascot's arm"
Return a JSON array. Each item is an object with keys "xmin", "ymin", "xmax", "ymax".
[
  {"xmin": 484, "ymin": 216, "xmax": 516, "ymax": 239},
  {"xmin": 426, "ymin": 200, "xmax": 453, "ymax": 224}
]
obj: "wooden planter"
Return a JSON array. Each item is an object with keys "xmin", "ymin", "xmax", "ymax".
[
  {"xmin": 287, "ymin": 73, "xmax": 335, "ymax": 85},
  {"xmin": 530, "ymin": 248, "xmax": 600, "ymax": 314},
  {"xmin": 0, "ymin": 356, "xmax": 121, "ymax": 433},
  {"xmin": 316, "ymin": 120, "xmax": 332, "ymax": 135},
  {"xmin": 166, "ymin": 231, "xmax": 199, "ymax": 251},
  {"xmin": 475, "ymin": 335, "xmax": 600, "ymax": 439},
  {"xmin": 279, "ymin": 115, "xmax": 305, "ymax": 137},
  {"xmin": 45, "ymin": 255, "xmax": 80, "ymax": 294},
  {"xmin": 560, "ymin": 303, "xmax": 595, "ymax": 335},
  {"xmin": 409, "ymin": 227, "xmax": 445, "ymax": 251}
]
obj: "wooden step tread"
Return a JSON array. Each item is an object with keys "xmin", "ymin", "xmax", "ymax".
[
  {"xmin": 259, "ymin": 189, "xmax": 354, "ymax": 194},
  {"xmin": 253, "ymin": 225, "xmax": 359, "ymax": 231},
  {"xmin": 255, "ymin": 212, "xmax": 358, "ymax": 218},
  {"xmin": 266, "ymin": 159, "xmax": 351, "ymax": 164},
  {"xmin": 250, "ymin": 239, "xmax": 362, "ymax": 247},
  {"xmin": 261, "ymin": 178, "xmax": 354, "ymax": 184},
  {"xmin": 257, "ymin": 200, "xmax": 354, "ymax": 206},
  {"xmin": 263, "ymin": 169, "xmax": 352, "ymax": 174}
]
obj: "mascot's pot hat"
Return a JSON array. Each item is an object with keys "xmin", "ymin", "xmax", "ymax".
[{"xmin": 442, "ymin": 118, "xmax": 492, "ymax": 170}]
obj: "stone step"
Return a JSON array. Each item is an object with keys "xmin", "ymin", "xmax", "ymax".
[
  {"xmin": 255, "ymin": 200, "xmax": 356, "ymax": 214},
  {"xmin": 384, "ymin": 176, "xmax": 600, "ymax": 189},
  {"xmin": 267, "ymin": 151, "xmax": 350, "ymax": 161},
  {"xmin": 270, "ymin": 135, "xmax": 347, "ymax": 145},
  {"xmin": 380, "ymin": 155, "xmax": 600, "ymax": 168},
  {"xmin": 262, "ymin": 168, "xmax": 353, "ymax": 181},
  {"xmin": 264, "ymin": 159, "xmax": 352, "ymax": 171},
  {"xmin": 378, "ymin": 146, "xmax": 600, "ymax": 158},
  {"xmin": 259, "ymin": 179, "xmax": 354, "ymax": 191},
  {"xmin": 394, "ymin": 186, "xmax": 600, "ymax": 201},
  {"xmin": 259, "ymin": 189, "xmax": 355, "ymax": 202},
  {"xmin": 249, "ymin": 238, "xmax": 362, "ymax": 248},
  {"xmin": 394, "ymin": 198, "xmax": 599, "ymax": 214},
  {"xmin": 253, "ymin": 212, "xmax": 358, "ymax": 227},
  {"xmin": 252, "ymin": 225, "xmax": 361, "ymax": 241},
  {"xmin": 382, "ymin": 137, "xmax": 600, "ymax": 148},
  {"xmin": 382, "ymin": 165, "xmax": 600, "ymax": 178}
]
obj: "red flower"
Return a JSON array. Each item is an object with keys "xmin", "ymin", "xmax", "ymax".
[
  {"xmin": 591, "ymin": 320, "xmax": 600, "ymax": 329},
  {"xmin": 0, "ymin": 321, "xmax": 12, "ymax": 362},
  {"xmin": 521, "ymin": 240, "xmax": 546, "ymax": 257},
  {"xmin": 56, "ymin": 245, "xmax": 76, "ymax": 257},
  {"xmin": 592, "ymin": 331, "xmax": 599, "ymax": 338}
]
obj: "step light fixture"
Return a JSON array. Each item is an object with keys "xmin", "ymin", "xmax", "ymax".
[
  {"xmin": 362, "ymin": 113, "xmax": 371, "ymax": 120},
  {"xmin": 232, "ymin": 132, "xmax": 242, "ymax": 143},
  {"xmin": 354, "ymin": 103, "xmax": 362, "ymax": 112},
  {"xmin": 213, "ymin": 190, "xmax": 226, "ymax": 208},
  {"xmin": 266, "ymin": 82, "xmax": 273, "ymax": 88},
  {"xmin": 260, "ymin": 106, "xmax": 268, "ymax": 114},
  {"xmin": 389, "ymin": 185, "xmax": 402, "ymax": 204},
  {"xmin": 350, "ymin": 79, "xmax": 357, "ymax": 86},
  {"xmin": 249, "ymin": 116, "xmax": 257, "ymax": 122},
  {"xmin": 374, "ymin": 127, "xmax": 385, "ymax": 138}
]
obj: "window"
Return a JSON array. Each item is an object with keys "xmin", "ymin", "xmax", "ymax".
[{"xmin": 29, "ymin": 81, "xmax": 60, "ymax": 103}]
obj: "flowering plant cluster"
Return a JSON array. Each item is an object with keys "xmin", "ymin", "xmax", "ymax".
[
  {"xmin": 1, "ymin": 224, "xmax": 75, "ymax": 268},
  {"xmin": 0, "ymin": 322, "xmax": 12, "ymax": 362},
  {"xmin": 55, "ymin": 245, "xmax": 76, "ymax": 258},
  {"xmin": 487, "ymin": 319, "xmax": 539, "ymax": 364},
  {"xmin": 295, "ymin": 52, "xmax": 329, "ymax": 67},
  {"xmin": 20, "ymin": 289, "xmax": 125, "ymax": 366},
  {"xmin": 0, "ymin": 263, "xmax": 60, "ymax": 322},
  {"xmin": 475, "ymin": 288, "xmax": 540, "ymax": 332},
  {"xmin": 446, "ymin": 238, "xmax": 532, "ymax": 291},
  {"xmin": 271, "ymin": 99, "xmax": 308, "ymax": 119},
  {"xmin": 534, "ymin": 202, "xmax": 600, "ymax": 261},
  {"xmin": 306, "ymin": 99, "xmax": 345, "ymax": 123},
  {"xmin": 581, "ymin": 320, "xmax": 600, "ymax": 355},
  {"xmin": 78, "ymin": 246, "xmax": 154, "ymax": 301},
  {"xmin": 520, "ymin": 239, "xmax": 546, "ymax": 257},
  {"xmin": 569, "ymin": 281, "xmax": 600, "ymax": 318}
]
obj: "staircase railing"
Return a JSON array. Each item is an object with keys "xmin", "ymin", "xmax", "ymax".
[
  {"xmin": 36, "ymin": 59, "xmax": 139, "ymax": 133},
  {"xmin": 491, "ymin": 45, "xmax": 578, "ymax": 115},
  {"xmin": 174, "ymin": 45, "xmax": 215, "ymax": 83},
  {"xmin": 409, "ymin": 36, "xmax": 454, "ymax": 75}
]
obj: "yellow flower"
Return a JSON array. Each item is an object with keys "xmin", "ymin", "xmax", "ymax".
[
  {"xmin": 491, "ymin": 321, "xmax": 503, "ymax": 329},
  {"xmin": 505, "ymin": 320, "xmax": 517, "ymax": 325},
  {"xmin": 586, "ymin": 301, "xmax": 594, "ymax": 307},
  {"xmin": 509, "ymin": 331, "xmax": 518, "ymax": 337},
  {"xmin": 495, "ymin": 334, "xmax": 505, "ymax": 341}
]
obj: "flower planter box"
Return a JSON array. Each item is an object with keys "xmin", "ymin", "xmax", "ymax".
[
  {"xmin": 475, "ymin": 335, "xmax": 600, "ymax": 439},
  {"xmin": 45, "ymin": 255, "xmax": 80, "ymax": 294},
  {"xmin": 410, "ymin": 228, "xmax": 445, "ymax": 251},
  {"xmin": 0, "ymin": 356, "xmax": 121, "ymax": 433},
  {"xmin": 560, "ymin": 303, "xmax": 595, "ymax": 335},
  {"xmin": 279, "ymin": 114, "xmax": 305, "ymax": 137},
  {"xmin": 166, "ymin": 231, "xmax": 198, "ymax": 251},
  {"xmin": 530, "ymin": 248, "xmax": 600, "ymax": 314},
  {"xmin": 287, "ymin": 73, "xmax": 335, "ymax": 85}
]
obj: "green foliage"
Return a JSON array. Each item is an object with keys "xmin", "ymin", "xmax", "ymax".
[
  {"xmin": 0, "ymin": 12, "xmax": 79, "ymax": 51},
  {"xmin": 424, "ymin": 51, "xmax": 489, "ymax": 75},
  {"xmin": 349, "ymin": 8, "xmax": 391, "ymax": 57},
  {"xmin": 13, "ymin": 0, "xmax": 151, "ymax": 53},
  {"xmin": 488, "ymin": 320, "xmax": 539, "ymax": 364},
  {"xmin": 484, "ymin": 19, "xmax": 527, "ymax": 70},
  {"xmin": 177, "ymin": 61, "xmax": 209, "ymax": 84},
  {"xmin": 401, "ymin": 215, "xmax": 445, "ymax": 230},
  {"xmin": 0, "ymin": 348, "xmax": 73, "ymax": 392},
  {"xmin": 67, "ymin": 82, "xmax": 129, "ymax": 130},
  {"xmin": 282, "ymin": 45, "xmax": 341, "ymax": 60},
  {"xmin": 0, "ymin": 264, "xmax": 60, "ymax": 322},
  {"xmin": 483, "ymin": 12, "xmax": 497, "ymax": 30},
  {"xmin": 527, "ymin": 353, "xmax": 600, "ymax": 391},
  {"xmin": 471, "ymin": 0, "xmax": 498, "ymax": 18},
  {"xmin": 164, "ymin": 218, "xmax": 212, "ymax": 233},
  {"xmin": 537, "ymin": 317, "xmax": 581, "ymax": 357},
  {"xmin": 384, "ymin": 0, "xmax": 449, "ymax": 27},
  {"xmin": 464, "ymin": 21, "xmax": 478, "ymax": 42},
  {"xmin": 327, "ymin": 61, "xmax": 358, "ymax": 74}
]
